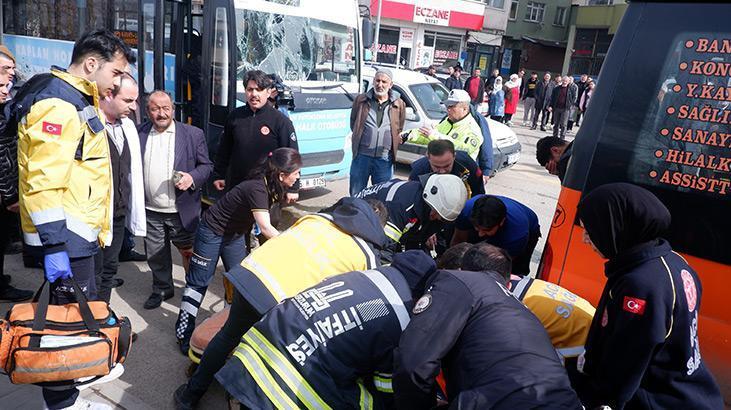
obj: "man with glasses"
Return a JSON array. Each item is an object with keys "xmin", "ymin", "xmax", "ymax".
[
  {"xmin": 138, "ymin": 90, "xmax": 212, "ymax": 309},
  {"xmin": 405, "ymin": 89, "xmax": 484, "ymax": 162}
]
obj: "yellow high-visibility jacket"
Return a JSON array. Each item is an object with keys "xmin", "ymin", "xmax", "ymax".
[
  {"xmin": 17, "ymin": 68, "xmax": 112, "ymax": 257},
  {"xmin": 511, "ymin": 276, "xmax": 596, "ymax": 360},
  {"xmin": 225, "ymin": 198, "xmax": 387, "ymax": 315}
]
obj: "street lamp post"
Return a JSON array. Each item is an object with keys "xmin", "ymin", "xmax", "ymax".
[{"xmin": 373, "ymin": 0, "xmax": 383, "ymax": 62}]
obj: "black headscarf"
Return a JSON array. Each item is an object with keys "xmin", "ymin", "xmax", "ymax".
[{"xmin": 577, "ymin": 183, "xmax": 671, "ymax": 260}]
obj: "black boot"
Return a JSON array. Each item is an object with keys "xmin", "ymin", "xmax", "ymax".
[{"xmin": 174, "ymin": 384, "xmax": 198, "ymax": 410}]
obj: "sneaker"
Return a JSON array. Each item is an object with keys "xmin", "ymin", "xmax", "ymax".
[
  {"xmin": 144, "ymin": 291, "xmax": 174, "ymax": 310},
  {"xmin": 45, "ymin": 397, "xmax": 113, "ymax": 410},
  {"xmin": 0, "ymin": 285, "xmax": 34, "ymax": 302},
  {"xmin": 77, "ymin": 364, "xmax": 125, "ymax": 391}
]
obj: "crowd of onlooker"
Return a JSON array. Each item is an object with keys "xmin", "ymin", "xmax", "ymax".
[{"xmin": 428, "ymin": 64, "xmax": 595, "ymax": 139}]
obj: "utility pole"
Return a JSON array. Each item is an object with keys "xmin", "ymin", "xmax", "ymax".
[{"xmin": 373, "ymin": 0, "xmax": 383, "ymax": 62}]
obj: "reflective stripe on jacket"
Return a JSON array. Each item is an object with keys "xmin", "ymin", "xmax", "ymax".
[
  {"xmin": 217, "ymin": 266, "xmax": 415, "ymax": 410},
  {"xmin": 407, "ymin": 114, "xmax": 483, "ymax": 160},
  {"xmin": 17, "ymin": 68, "xmax": 111, "ymax": 256},
  {"xmin": 225, "ymin": 214, "xmax": 380, "ymax": 314}
]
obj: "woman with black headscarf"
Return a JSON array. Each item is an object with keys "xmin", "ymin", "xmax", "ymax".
[{"xmin": 576, "ymin": 183, "xmax": 722, "ymax": 409}]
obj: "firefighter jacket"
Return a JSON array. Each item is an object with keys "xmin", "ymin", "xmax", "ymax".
[
  {"xmin": 510, "ymin": 276, "xmax": 596, "ymax": 361},
  {"xmin": 224, "ymin": 197, "xmax": 387, "ymax": 315},
  {"xmin": 354, "ymin": 178, "xmax": 439, "ymax": 251},
  {"xmin": 17, "ymin": 68, "xmax": 112, "ymax": 257},
  {"xmin": 216, "ymin": 251, "xmax": 437, "ymax": 410}
]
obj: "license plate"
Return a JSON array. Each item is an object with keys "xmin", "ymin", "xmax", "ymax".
[
  {"xmin": 507, "ymin": 153, "xmax": 520, "ymax": 164},
  {"xmin": 300, "ymin": 177, "xmax": 326, "ymax": 189}
]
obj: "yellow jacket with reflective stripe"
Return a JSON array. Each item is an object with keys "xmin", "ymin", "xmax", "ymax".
[
  {"xmin": 513, "ymin": 277, "xmax": 596, "ymax": 359},
  {"xmin": 17, "ymin": 68, "xmax": 112, "ymax": 256},
  {"xmin": 227, "ymin": 213, "xmax": 380, "ymax": 315}
]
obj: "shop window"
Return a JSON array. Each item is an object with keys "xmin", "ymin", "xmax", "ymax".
[
  {"xmin": 375, "ymin": 27, "xmax": 399, "ymax": 65},
  {"xmin": 554, "ymin": 6, "xmax": 567, "ymax": 27},
  {"xmin": 524, "ymin": 2, "xmax": 545, "ymax": 23},
  {"xmin": 509, "ymin": 0, "xmax": 519, "ymax": 20},
  {"xmin": 485, "ymin": 0, "xmax": 505, "ymax": 9}
]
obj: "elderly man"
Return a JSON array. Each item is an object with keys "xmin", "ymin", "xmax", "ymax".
[
  {"xmin": 406, "ymin": 89, "xmax": 484, "ymax": 161},
  {"xmin": 349, "ymin": 68, "xmax": 405, "ymax": 196},
  {"xmin": 139, "ymin": 91, "xmax": 213, "ymax": 309},
  {"xmin": 548, "ymin": 76, "xmax": 577, "ymax": 139},
  {"xmin": 96, "ymin": 74, "xmax": 146, "ymax": 303}
]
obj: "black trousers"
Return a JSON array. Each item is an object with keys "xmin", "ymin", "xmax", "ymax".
[
  {"xmin": 0, "ymin": 207, "xmax": 13, "ymax": 288},
  {"xmin": 97, "ymin": 215, "xmax": 126, "ymax": 303},
  {"xmin": 512, "ymin": 230, "xmax": 541, "ymax": 276},
  {"xmin": 186, "ymin": 290, "xmax": 262, "ymax": 400},
  {"xmin": 43, "ymin": 254, "xmax": 99, "ymax": 409}
]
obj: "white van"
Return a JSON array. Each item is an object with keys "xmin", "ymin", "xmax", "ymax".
[{"xmin": 362, "ymin": 65, "xmax": 521, "ymax": 174}]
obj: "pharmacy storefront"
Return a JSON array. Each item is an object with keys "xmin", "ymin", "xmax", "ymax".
[{"xmin": 370, "ymin": 0, "xmax": 485, "ymax": 69}]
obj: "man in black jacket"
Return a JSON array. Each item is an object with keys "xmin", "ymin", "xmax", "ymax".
[
  {"xmin": 408, "ymin": 140, "xmax": 484, "ymax": 198},
  {"xmin": 212, "ymin": 70, "xmax": 299, "ymax": 201},
  {"xmin": 394, "ymin": 242, "xmax": 581, "ymax": 409},
  {"xmin": 444, "ymin": 65, "xmax": 463, "ymax": 91},
  {"xmin": 536, "ymin": 136, "xmax": 572, "ymax": 182}
]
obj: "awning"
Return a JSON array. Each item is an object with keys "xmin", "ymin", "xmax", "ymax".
[
  {"xmin": 467, "ymin": 31, "xmax": 503, "ymax": 46},
  {"xmin": 522, "ymin": 35, "xmax": 567, "ymax": 48}
]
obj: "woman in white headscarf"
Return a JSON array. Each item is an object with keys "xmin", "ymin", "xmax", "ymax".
[
  {"xmin": 503, "ymin": 74, "xmax": 521, "ymax": 126},
  {"xmin": 488, "ymin": 76, "xmax": 505, "ymax": 122}
]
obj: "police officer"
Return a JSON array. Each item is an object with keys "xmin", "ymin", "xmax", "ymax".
[
  {"xmin": 577, "ymin": 183, "xmax": 723, "ymax": 409},
  {"xmin": 16, "ymin": 29, "xmax": 134, "ymax": 410},
  {"xmin": 394, "ymin": 242, "xmax": 582, "ymax": 409},
  {"xmin": 409, "ymin": 139, "xmax": 484, "ymax": 198},
  {"xmin": 354, "ymin": 174, "xmax": 468, "ymax": 259},
  {"xmin": 212, "ymin": 70, "xmax": 299, "ymax": 201},
  {"xmin": 213, "ymin": 250, "xmax": 436, "ymax": 410}
]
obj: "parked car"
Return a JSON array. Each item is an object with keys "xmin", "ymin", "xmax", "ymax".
[{"xmin": 363, "ymin": 65, "xmax": 521, "ymax": 175}]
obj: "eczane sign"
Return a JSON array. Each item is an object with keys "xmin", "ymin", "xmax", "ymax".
[{"xmin": 414, "ymin": 6, "xmax": 450, "ymax": 26}]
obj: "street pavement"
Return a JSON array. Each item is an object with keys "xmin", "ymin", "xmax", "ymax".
[{"xmin": 0, "ymin": 107, "xmax": 570, "ymax": 409}]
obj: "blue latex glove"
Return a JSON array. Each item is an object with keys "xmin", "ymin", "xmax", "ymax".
[{"xmin": 44, "ymin": 251, "xmax": 73, "ymax": 283}]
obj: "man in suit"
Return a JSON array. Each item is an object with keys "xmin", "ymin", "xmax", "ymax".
[{"xmin": 139, "ymin": 90, "xmax": 213, "ymax": 309}]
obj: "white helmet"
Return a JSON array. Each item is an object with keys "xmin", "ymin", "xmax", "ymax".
[{"xmin": 422, "ymin": 174, "xmax": 468, "ymax": 221}]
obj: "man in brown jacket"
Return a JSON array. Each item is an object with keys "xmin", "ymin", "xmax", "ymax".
[{"xmin": 349, "ymin": 68, "xmax": 405, "ymax": 196}]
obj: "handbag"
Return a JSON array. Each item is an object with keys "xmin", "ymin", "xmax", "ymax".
[{"xmin": 0, "ymin": 279, "xmax": 132, "ymax": 386}]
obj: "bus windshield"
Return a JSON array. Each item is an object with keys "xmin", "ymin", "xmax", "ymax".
[{"xmin": 234, "ymin": 8, "xmax": 358, "ymax": 84}]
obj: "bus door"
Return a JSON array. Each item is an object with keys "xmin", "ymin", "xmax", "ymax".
[
  {"xmin": 137, "ymin": 0, "xmax": 196, "ymax": 121},
  {"xmin": 200, "ymin": 0, "xmax": 236, "ymax": 199}
]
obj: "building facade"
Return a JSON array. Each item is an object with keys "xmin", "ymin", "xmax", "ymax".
[
  {"xmin": 364, "ymin": 0, "xmax": 510, "ymax": 74},
  {"xmin": 502, "ymin": 0, "xmax": 573, "ymax": 75},
  {"xmin": 564, "ymin": 0, "xmax": 627, "ymax": 76}
]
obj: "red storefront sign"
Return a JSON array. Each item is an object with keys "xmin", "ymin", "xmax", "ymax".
[{"xmin": 371, "ymin": 0, "xmax": 484, "ymax": 30}]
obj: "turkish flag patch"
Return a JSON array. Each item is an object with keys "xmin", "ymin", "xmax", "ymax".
[
  {"xmin": 623, "ymin": 296, "xmax": 646, "ymax": 315},
  {"xmin": 42, "ymin": 122, "xmax": 62, "ymax": 135}
]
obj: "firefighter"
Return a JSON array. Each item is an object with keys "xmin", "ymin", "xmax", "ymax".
[
  {"xmin": 174, "ymin": 197, "xmax": 389, "ymax": 408},
  {"xmin": 354, "ymin": 174, "xmax": 468, "ymax": 261},
  {"xmin": 213, "ymin": 250, "xmax": 436, "ymax": 409},
  {"xmin": 394, "ymin": 242, "xmax": 582, "ymax": 409}
]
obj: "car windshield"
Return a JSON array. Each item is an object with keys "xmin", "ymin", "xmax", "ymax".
[
  {"xmin": 409, "ymin": 83, "xmax": 448, "ymax": 120},
  {"xmin": 234, "ymin": 8, "xmax": 357, "ymax": 83}
]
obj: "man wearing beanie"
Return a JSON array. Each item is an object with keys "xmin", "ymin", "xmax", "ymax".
[{"xmin": 349, "ymin": 68, "xmax": 405, "ymax": 196}]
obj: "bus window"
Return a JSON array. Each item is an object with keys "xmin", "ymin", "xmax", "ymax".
[
  {"xmin": 582, "ymin": 29, "xmax": 731, "ymax": 265},
  {"xmin": 209, "ymin": 6, "xmax": 229, "ymax": 125}
]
